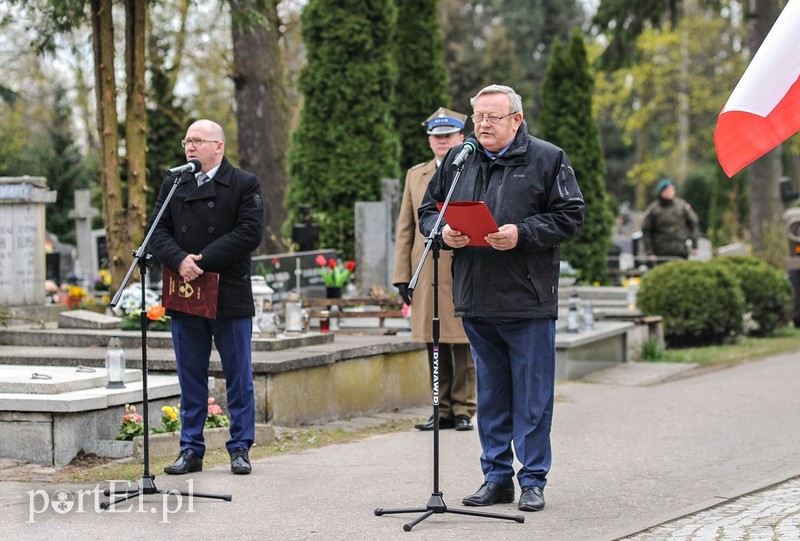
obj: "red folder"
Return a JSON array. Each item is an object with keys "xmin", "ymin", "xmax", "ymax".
[
  {"xmin": 436, "ymin": 201, "xmax": 499, "ymax": 247},
  {"xmin": 162, "ymin": 267, "xmax": 220, "ymax": 319}
]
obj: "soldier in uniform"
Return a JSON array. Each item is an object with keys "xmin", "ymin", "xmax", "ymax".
[
  {"xmin": 641, "ymin": 178, "xmax": 700, "ymax": 264},
  {"xmin": 392, "ymin": 107, "xmax": 477, "ymax": 431}
]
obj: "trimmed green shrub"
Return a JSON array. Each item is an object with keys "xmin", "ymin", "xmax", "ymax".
[
  {"xmin": 708, "ymin": 255, "xmax": 795, "ymax": 336},
  {"xmin": 637, "ymin": 260, "xmax": 744, "ymax": 347},
  {"xmin": 541, "ymin": 32, "xmax": 614, "ymax": 284},
  {"xmin": 286, "ymin": 0, "xmax": 399, "ymax": 259}
]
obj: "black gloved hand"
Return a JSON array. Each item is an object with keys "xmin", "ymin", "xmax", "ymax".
[{"xmin": 394, "ymin": 282, "xmax": 412, "ymax": 306}]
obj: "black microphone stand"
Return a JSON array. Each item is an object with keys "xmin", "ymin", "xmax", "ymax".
[
  {"xmin": 374, "ymin": 160, "xmax": 524, "ymax": 531},
  {"xmin": 101, "ymin": 173, "xmax": 231, "ymax": 509}
]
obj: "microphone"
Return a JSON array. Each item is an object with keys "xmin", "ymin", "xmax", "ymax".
[
  {"xmin": 167, "ymin": 159, "xmax": 202, "ymax": 176},
  {"xmin": 450, "ymin": 138, "xmax": 478, "ymax": 170}
]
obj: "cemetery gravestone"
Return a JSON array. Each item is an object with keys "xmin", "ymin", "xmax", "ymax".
[
  {"xmin": 354, "ymin": 178, "xmax": 399, "ymax": 293},
  {"xmin": 0, "ymin": 176, "xmax": 56, "ymax": 306},
  {"xmin": 251, "ymin": 249, "xmax": 337, "ymax": 301}
]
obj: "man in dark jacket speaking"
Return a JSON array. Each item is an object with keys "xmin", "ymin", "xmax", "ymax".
[
  {"xmin": 150, "ymin": 119, "xmax": 264, "ymax": 476},
  {"xmin": 419, "ymin": 84, "xmax": 585, "ymax": 512}
]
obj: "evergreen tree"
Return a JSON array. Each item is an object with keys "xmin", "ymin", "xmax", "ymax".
[
  {"xmin": 440, "ymin": 0, "xmax": 493, "ymax": 113},
  {"xmin": 708, "ymin": 168, "xmax": 748, "ymax": 248},
  {"xmin": 496, "ymin": 0, "xmax": 585, "ymax": 129},
  {"xmin": 392, "ymin": 0, "xmax": 450, "ymax": 173},
  {"xmin": 286, "ymin": 0, "xmax": 399, "ymax": 258},
  {"xmin": 45, "ymin": 86, "xmax": 91, "ymax": 245},
  {"xmin": 592, "ymin": 0, "xmax": 683, "ymax": 69},
  {"xmin": 441, "ymin": 0, "xmax": 584, "ymax": 128},
  {"xmin": 146, "ymin": 45, "xmax": 190, "ymax": 211},
  {"xmin": 540, "ymin": 32, "xmax": 614, "ymax": 284}
]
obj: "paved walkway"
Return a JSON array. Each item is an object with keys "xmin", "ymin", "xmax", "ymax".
[
  {"xmin": 620, "ymin": 477, "xmax": 800, "ymax": 540},
  {"xmin": 1, "ymin": 349, "xmax": 799, "ymax": 540}
]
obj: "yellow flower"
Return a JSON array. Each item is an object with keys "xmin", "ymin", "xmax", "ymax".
[
  {"xmin": 68, "ymin": 285, "xmax": 88, "ymax": 299},
  {"xmin": 622, "ymin": 277, "xmax": 641, "ymax": 288},
  {"xmin": 94, "ymin": 269, "xmax": 112, "ymax": 291},
  {"xmin": 162, "ymin": 405, "xmax": 178, "ymax": 420}
]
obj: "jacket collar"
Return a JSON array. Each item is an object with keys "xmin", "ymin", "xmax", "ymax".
[
  {"xmin": 470, "ymin": 120, "xmax": 530, "ymax": 165},
  {"xmin": 180, "ymin": 157, "xmax": 233, "ymax": 200}
]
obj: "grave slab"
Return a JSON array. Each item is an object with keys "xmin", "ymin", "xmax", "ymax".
[
  {"xmin": 555, "ymin": 320, "xmax": 635, "ymax": 380},
  {"xmin": 0, "ymin": 364, "xmax": 141, "ymax": 394},
  {"xmin": 58, "ymin": 309, "xmax": 121, "ymax": 330},
  {"xmin": 0, "ymin": 368, "xmax": 179, "ymax": 465}
]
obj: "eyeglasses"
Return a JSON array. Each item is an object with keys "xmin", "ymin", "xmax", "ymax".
[
  {"xmin": 471, "ymin": 112, "xmax": 518, "ymax": 125},
  {"xmin": 181, "ymin": 138, "xmax": 221, "ymax": 148}
]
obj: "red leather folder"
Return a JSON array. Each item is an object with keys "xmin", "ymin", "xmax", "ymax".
[
  {"xmin": 436, "ymin": 201, "xmax": 499, "ymax": 247},
  {"xmin": 162, "ymin": 267, "xmax": 220, "ymax": 319}
]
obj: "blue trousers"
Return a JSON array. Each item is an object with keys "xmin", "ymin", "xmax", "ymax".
[
  {"xmin": 462, "ymin": 317, "xmax": 556, "ymax": 489},
  {"xmin": 170, "ymin": 314, "xmax": 255, "ymax": 456}
]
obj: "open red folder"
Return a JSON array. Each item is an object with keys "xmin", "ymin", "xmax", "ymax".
[
  {"xmin": 436, "ymin": 201, "xmax": 499, "ymax": 247},
  {"xmin": 162, "ymin": 267, "xmax": 220, "ymax": 319}
]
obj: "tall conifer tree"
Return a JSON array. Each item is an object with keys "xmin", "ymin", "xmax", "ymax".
[
  {"xmin": 541, "ymin": 31, "xmax": 613, "ymax": 283},
  {"xmin": 286, "ymin": 0, "xmax": 399, "ymax": 258},
  {"xmin": 45, "ymin": 86, "xmax": 92, "ymax": 245},
  {"xmin": 392, "ymin": 0, "xmax": 449, "ymax": 173}
]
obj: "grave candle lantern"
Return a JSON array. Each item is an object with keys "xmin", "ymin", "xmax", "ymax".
[{"xmin": 105, "ymin": 336, "xmax": 126, "ymax": 389}]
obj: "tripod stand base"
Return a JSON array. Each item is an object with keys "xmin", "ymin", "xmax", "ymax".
[
  {"xmin": 375, "ymin": 492, "xmax": 524, "ymax": 531},
  {"xmin": 101, "ymin": 475, "xmax": 232, "ymax": 510}
]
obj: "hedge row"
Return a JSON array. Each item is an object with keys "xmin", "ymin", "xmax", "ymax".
[{"xmin": 637, "ymin": 256, "xmax": 795, "ymax": 347}]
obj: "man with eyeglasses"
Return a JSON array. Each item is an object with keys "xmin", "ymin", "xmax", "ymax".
[
  {"xmin": 149, "ymin": 119, "xmax": 265, "ymax": 476},
  {"xmin": 419, "ymin": 84, "xmax": 585, "ymax": 512},
  {"xmin": 392, "ymin": 107, "xmax": 477, "ymax": 433}
]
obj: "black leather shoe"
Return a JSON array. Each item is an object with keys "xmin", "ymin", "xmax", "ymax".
[
  {"xmin": 462, "ymin": 482, "xmax": 515, "ymax": 506},
  {"xmin": 230, "ymin": 447, "xmax": 251, "ymax": 475},
  {"xmin": 454, "ymin": 415, "xmax": 473, "ymax": 431},
  {"xmin": 414, "ymin": 416, "xmax": 455, "ymax": 431},
  {"xmin": 518, "ymin": 486, "xmax": 545, "ymax": 512},
  {"xmin": 164, "ymin": 449, "xmax": 202, "ymax": 475}
]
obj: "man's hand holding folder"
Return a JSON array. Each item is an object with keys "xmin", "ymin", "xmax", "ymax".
[{"xmin": 436, "ymin": 201, "xmax": 499, "ymax": 247}]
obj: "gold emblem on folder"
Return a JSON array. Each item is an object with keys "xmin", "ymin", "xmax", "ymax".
[{"xmin": 179, "ymin": 282, "xmax": 194, "ymax": 298}]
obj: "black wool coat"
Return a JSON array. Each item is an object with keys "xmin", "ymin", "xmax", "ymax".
[{"xmin": 149, "ymin": 157, "xmax": 265, "ymax": 318}]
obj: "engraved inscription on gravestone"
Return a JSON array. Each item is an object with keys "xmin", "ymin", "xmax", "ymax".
[
  {"xmin": 0, "ymin": 176, "xmax": 57, "ymax": 306},
  {"xmin": 251, "ymin": 249, "xmax": 337, "ymax": 301},
  {"xmin": 0, "ymin": 208, "xmax": 39, "ymax": 298}
]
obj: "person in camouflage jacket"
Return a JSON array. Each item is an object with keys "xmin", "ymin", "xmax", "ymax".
[{"xmin": 642, "ymin": 178, "xmax": 700, "ymax": 262}]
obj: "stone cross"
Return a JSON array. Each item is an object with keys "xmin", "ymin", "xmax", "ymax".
[{"xmin": 68, "ymin": 189, "xmax": 99, "ymax": 283}]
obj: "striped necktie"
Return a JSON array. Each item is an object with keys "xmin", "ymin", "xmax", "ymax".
[{"xmin": 196, "ymin": 172, "xmax": 209, "ymax": 186}]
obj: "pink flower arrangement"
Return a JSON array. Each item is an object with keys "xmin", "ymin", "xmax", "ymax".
[
  {"xmin": 205, "ymin": 397, "xmax": 230, "ymax": 428},
  {"xmin": 116, "ymin": 404, "xmax": 144, "ymax": 440}
]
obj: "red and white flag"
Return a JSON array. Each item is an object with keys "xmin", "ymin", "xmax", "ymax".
[{"xmin": 714, "ymin": 0, "xmax": 800, "ymax": 177}]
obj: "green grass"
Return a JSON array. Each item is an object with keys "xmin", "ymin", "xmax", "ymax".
[{"xmin": 642, "ymin": 326, "xmax": 800, "ymax": 366}]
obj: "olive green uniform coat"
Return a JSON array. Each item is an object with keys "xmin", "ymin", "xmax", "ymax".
[{"xmin": 642, "ymin": 196, "xmax": 700, "ymax": 259}]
